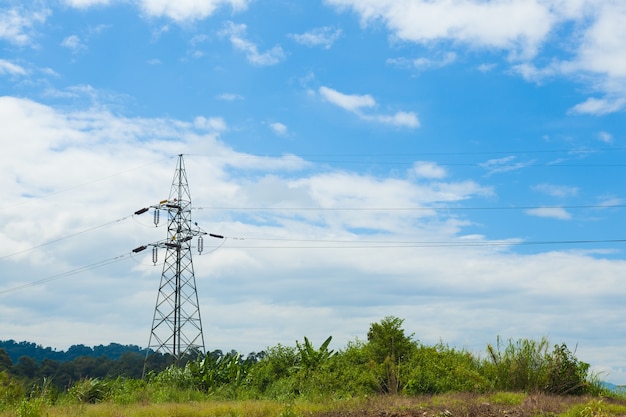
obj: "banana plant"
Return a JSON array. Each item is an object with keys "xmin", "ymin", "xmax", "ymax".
[
  {"xmin": 295, "ymin": 336, "xmax": 335, "ymax": 375},
  {"xmin": 187, "ymin": 351, "xmax": 251, "ymax": 391}
]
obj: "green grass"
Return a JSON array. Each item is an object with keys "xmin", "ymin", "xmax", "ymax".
[
  {"xmin": 0, "ymin": 399, "xmax": 339, "ymax": 417},
  {"xmin": 482, "ymin": 391, "xmax": 527, "ymax": 406},
  {"xmin": 2, "ymin": 392, "xmax": 626, "ymax": 417}
]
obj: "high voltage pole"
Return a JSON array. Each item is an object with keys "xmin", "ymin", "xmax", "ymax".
[{"xmin": 133, "ymin": 154, "xmax": 222, "ymax": 375}]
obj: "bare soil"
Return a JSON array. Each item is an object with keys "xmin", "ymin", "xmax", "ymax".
[{"xmin": 315, "ymin": 393, "xmax": 626, "ymax": 417}]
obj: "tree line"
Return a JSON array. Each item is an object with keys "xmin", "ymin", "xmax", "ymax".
[{"xmin": 0, "ymin": 316, "xmax": 604, "ymax": 412}]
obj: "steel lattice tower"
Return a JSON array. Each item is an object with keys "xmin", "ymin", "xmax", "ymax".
[{"xmin": 135, "ymin": 154, "xmax": 208, "ymax": 373}]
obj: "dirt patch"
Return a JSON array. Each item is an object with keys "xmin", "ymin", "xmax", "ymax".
[{"xmin": 315, "ymin": 393, "xmax": 622, "ymax": 417}]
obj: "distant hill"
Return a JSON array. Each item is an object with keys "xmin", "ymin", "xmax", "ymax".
[
  {"xmin": 600, "ymin": 381, "xmax": 626, "ymax": 393},
  {"xmin": 0, "ymin": 340, "xmax": 146, "ymax": 363}
]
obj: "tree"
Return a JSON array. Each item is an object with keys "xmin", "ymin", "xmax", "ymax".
[
  {"xmin": 366, "ymin": 316, "xmax": 416, "ymax": 394},
  {"xmin": 12, "ymin": 356, "xmax": 38, "ymax": 379},
  {"xmin": 0, "ymin": 349, "xmax": 12, "ymax": 372}
]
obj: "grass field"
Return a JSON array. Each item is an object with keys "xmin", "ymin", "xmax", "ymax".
[{"xmin": 3, "ymin": 393, "xmax": 626, "ymax": 417}]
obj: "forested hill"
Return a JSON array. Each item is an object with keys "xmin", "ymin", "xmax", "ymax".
[{"xmin": 0, "ymin": 340, "xmax": 145, "ymax": 363}]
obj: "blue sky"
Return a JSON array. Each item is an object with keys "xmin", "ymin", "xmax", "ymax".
[{"xmin": 1, "ymin": 0, "xmax": 626, "ymax": 383}]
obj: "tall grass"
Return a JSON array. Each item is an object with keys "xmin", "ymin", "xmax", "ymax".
[{"xmin": 483, "ymin": 336, "xmax": 592, "ymax": 394}]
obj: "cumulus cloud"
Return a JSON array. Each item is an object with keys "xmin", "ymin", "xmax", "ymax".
[
  {"xmin": 319, "ymin": 86, "xmax": 375, "ymax": 112},
  {"xmin": 325, "ymin": 0, "xmax": 626, "ymax": 115},
  {"xmin": 61, "ymin": 34, "xmax": 86, "ymax": 52},
  {"xmin": 326, "ymin": 0, "xmax": 554, "ymax": 59},
  {"xmin": 319, "ymin": 86, "xmax": 419, "ymax": 128},
  {"xmin": 194, "ymin": 116, "xmax": 227, "ymax": 131},
  {"xmin": 290, "ymin": 26, "xmax": 342, "ymax": 49},
  {"xmin": 138, "ymin": 0, "xmax": 251, "ymax": 22},
  {"xmin": 269, "ymin": 122, "xmax": 288, "ymax": 136},
  {"xmin": 412, "ymin": 161, "xmax": 447, "ymax": 179},
  {"xmin": 220, "ymin": 21, "xmax": 285, "ymax": 66}
]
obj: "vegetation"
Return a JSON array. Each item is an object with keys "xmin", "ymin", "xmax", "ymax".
[{"xmin": 0, "ymin": 316, "xmax": 624, "ymax": 417}]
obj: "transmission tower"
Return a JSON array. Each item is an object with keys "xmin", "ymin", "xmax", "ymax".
[{"xmin": 133, "ymin": 154, "xmax": 221, "ymax": 373}]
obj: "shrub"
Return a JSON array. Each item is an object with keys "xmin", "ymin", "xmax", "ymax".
[
  {"xmin": 481, "ymin": 337, "xmax": 591, "ymax": 394},
  {"xmin": 404, "ymin": 343, "xmax": 490, "ymax": 395},
  {"xmin": 67, "ymin": 378, "xmax": 110, "ymax": 403},
  {"xmin": 0, "ymin": 371, "xmax": 25, "ymax": 408}
]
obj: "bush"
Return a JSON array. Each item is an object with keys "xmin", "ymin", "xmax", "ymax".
[
  {"xmin": 246, "ymin": 344, "xmax": 298, "ymax": 398},
  {"xmin": 0, "ymin": 371, "xmax": 25, "ymax": 408},
  {"xmin": 404, "ymin": 343, "xmax": 490, "ymax": 394},
  {"xmin": 481, "ymin": 337, "xmax": 591, "ymax": 394},
  {"xmin": 67, "ymin": 378, "xmax": 110, "ymax": 403}
]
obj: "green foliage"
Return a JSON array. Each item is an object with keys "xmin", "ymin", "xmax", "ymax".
[
  {"xmin": 246, "ymin": 344, "xmax": 298, "ymax": 399},
  {"xmin": 295, "ymin": 336, "xmax": 335, "ymax": 376},
  {"xmin": 544, "ymin": 343, "xmax": 590, "ymax": 395},
  {"xmin": 366, "ymin": 316, "xmax": 417, "ymax": 394},
  {"xmin": 330, "ymin": 339, "xmax": 379, "ymax": 396},
  {"xmin": 404, "ymin": 343, "xmax": 490, "ymax": 394},
  {"xmin": 186, "ymin": 350, "xmax": 252, "ymax": 397},
  {"xmin": 107, "ymin": 377, "xmax": 150, "ymax": 404},
  {"xmin": 482, "ymin": 336, "xmax": 591, "ymax": 394},
  {"xmin": 149, "ymin": 362, "xmax": 196, "ymax": 390},
  {"xmin": 0, "ymin": 371, "xmax": 25, "ymax": 408},
  {"xmin": 0, "ymin": 318, "xmax": 605, "ymax": 409},
  {"xmin": 67, "ymin": 378, "xmax": 111, "ymax": 403}
]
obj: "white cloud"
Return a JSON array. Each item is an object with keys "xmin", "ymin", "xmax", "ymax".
[
  {"xmin": 290, "ymin": 26, "xmax": 342, "ymax": 49},
  {"xmin": 269, "ymin": 122, "xmax": 288, "ymax": 136},
  {"xmin": 326, "ymin": 0, "xmax": 554, "ymax": 59},
  {"xmin": 570, "ymin": 2, "xmax": 626, "ymax": 80},
  {"xmin": 0, "ymin": 59, "xmax": 27, "ymax": 76},
  {"xmin": 138, "ymin": 0, "xmax": 251, "ymax": 22},
  {"xmin": 597, "ymin": 131, "xmax": 613, "ymax": 143},
  {"xmin": 220, "ymin": 21, "xmax": 285, "ymax": 66},
  {"xmin": 319, "ymin": 86, "xmax": 375, "ymax": 112},
  {"xmin": 412, "ymin": 161, "xmax": 447, "ymax": 179},
  {"xmin": 217, "ymin": 93, "xmax": 244, "ymax": 101},
  {"xmin": 319, "ymin": 86, "xmax": 419, "ymax": 128},
  {"xmin": 325, "ymin": 0, "xmax": 626, "ymax": 115},
  {"xmin": 568, "ymin": 97, "xmax": 626, "ymax": 115},
  {"xmin": 61, "ymin": 34, "xmax": 86, "ymax": 52},
  {"xmin": 366, "ymin": 111, "xmax": 420, "ymax": 128},
  {"xmin": 477, "ymin": 63, "xmax": 497, "ymax": 72},
  {"xmin": 389, "ymin": 52, "xmax": 457, "ymax": 71},
  {"xmin": 194, "ymin": 116, "xmax": 227, "ymax": 131},
  {"xmin": 479, "ymin": 156, "xmax": 535, "ymax": 175},
  {"xmin": 0, "ymin": 6, "xmax": 49, "ymax": 46},
  {"xmin": 532, "ymin": 184, "xmax": 579, "ymax": 198},
  {"xmin": 63, "ymin": 0, "xmax": 112, "ymax": 7},
  {"xmin": 525, "ymin": 207, "xmax": 572, "ymax": 220}
]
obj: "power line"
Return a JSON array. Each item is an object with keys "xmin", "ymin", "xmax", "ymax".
[
  {"xmin": 1, "ymin": 155, "xmax": 175, "ymax": 211},
  {"xmin": 0, "ymin": 215, "xmax": 134, "ymax": 261},
  {"xmin": 1, "ymin": 235, "xmax": 622, "ymax": 296},
  {"xmin": 193, "ymin": 203, "xmax": 626, "ymax": 212},
  {"xmin": 0, "ymin": 252, "xmax": 132, "ymax": 296},
  {"xmin": 1, "ymin": 202, "xmax": 622, "ymax": 264},
  {"xmin": 196, "ymin": 235, "xmax": 626, "ymax": 249},
  {"xmin": 186, "ymin": 147, "xmax": 626, "ymax": 159}
]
